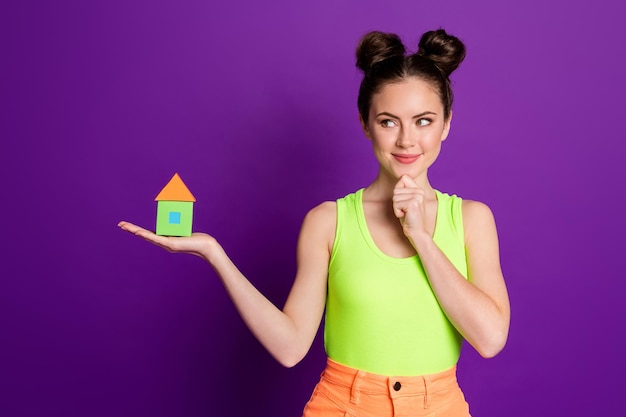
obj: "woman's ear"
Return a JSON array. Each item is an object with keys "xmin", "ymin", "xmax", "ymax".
[
  {"xmin": 360, "ymin": 115, "xmax": 371, "ymax": 140},
  {"xmin": 441, "ymin": 111, "xmax": 453, "ymax": 142}
]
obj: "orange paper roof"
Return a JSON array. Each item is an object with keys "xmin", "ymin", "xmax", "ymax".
[{"xmin": 155, "ymin": 173, "xmax": 196, "ymax": 202}]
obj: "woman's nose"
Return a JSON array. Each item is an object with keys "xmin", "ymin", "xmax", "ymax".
[{"xmin": 396, "ymin": 128, "xmax": 416, "ymax": 148}]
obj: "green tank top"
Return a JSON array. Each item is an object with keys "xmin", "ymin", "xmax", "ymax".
[{"xmin": 324, "ymin": 188, "xmax": 468, "ymax": 376}]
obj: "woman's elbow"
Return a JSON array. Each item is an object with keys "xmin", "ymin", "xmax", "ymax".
[
  {"xmin": 476, "ymin": 330, "xmax": 509, "ymax": 358},
  {"xmin": 275, "ymin": 347, "xmax": 309, "ymax": 368}
]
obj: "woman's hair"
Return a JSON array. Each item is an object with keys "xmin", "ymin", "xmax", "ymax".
[{"xmin": 356, "ymin": 29, "xmax": 466, "ymax": 123}]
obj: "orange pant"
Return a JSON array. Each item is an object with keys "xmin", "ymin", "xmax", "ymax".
[{"xmin": 302, "ymin": 358, "xmax": 471, "ymax": 417}]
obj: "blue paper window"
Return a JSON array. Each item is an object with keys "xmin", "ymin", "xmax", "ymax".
[{"xmin": 168, "ymin": 211, "xmax": 181, "ymax": 224}]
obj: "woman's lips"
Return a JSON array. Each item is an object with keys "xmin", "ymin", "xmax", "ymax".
[{"xmin": 393, "ymin": 154, "xmax": 421, "ymax": 164}]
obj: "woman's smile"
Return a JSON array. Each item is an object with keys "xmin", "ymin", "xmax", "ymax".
[{"xmin": 392, "ymin": 153, "xmax": 421, "ymax": 164}]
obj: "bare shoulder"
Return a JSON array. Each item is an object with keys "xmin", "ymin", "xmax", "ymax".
[
  {"xmin": 300, "ymin": 201, "xmax": 337, "ymax": 252},
  {"xmin": 305, "ymin": 201, "xmax": 337, "ymax": 221},
  {"xmin": 462, "ymin": 199, "xmax": 495, "ymax": 220},
  {"xmin": 461, "ymin": 199, "xmax": 498, "ymax": 243}
]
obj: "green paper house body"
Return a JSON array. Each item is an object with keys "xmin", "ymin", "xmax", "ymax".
[{"xmin": 155, "ymin": 173, "xmax": 196, "ymax": 237}]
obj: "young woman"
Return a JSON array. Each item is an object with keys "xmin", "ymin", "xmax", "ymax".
[{"xmin": 119, "ymin": 29, "xmax": 510, "ymax": 417}]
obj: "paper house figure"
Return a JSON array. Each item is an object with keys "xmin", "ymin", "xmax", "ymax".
[{"xmin": 155, "ymin": 173, "xmax": 196, "ymax": 237}]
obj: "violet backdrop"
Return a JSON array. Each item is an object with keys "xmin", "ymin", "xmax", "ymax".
[{"xmin": 2, "ymin": 0, "xmax": 625, "ymax": 416}]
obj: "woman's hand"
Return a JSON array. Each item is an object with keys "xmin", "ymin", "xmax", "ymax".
[
  {"xmin": 117, "ymin": 221, "xmax": 217, "ymax": 260},
  {"xmin": 392, "ymin": 175, "xmax": 428, "ymax": 238}
]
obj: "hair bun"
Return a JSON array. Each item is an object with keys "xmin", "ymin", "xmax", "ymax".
[
  {"xmin": 417, "ymin": 29, "xmax": 466, "ymax": 77},
  {"xmin": 356, "ymin": 31, "xmax": 406, "ymax": 73}
]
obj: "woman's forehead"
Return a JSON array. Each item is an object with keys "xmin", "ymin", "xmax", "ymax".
[{"xmin": 370, "ymin": 78, "xmax": 443, "ymax": 114}]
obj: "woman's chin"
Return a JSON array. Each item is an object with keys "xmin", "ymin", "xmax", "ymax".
[
  {"xmin": 378, "ymin": 163, "xmax": 426, "ymax": 183},
  {"xmin": 391, "ymin": 168, "xmax": 421, "ymax": 181}
]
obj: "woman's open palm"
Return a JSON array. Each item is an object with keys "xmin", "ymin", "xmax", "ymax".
[{"xmin": 118, "ymin": 221, "xmax": 215, "ymax": 259}]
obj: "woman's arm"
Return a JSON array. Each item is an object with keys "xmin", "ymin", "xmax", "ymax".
[
  {"xmin": 411, "ymin": 200, "xmax": 510, "ymax": 357},
  {"xmin": 393, "ymin": 176, "xmax": 510, "ymax": 358},
  {"xmin": 118, "ymin": 201, "xmax": 335, "ymax": 367}
]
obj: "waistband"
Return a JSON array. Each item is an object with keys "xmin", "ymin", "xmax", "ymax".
[{"xmin": 321, "ymin": 357, "xmax": 458, "ymax": 401}]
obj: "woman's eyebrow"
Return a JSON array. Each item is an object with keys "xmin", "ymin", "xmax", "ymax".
[
  {"xmin": 375, "ymin": 111, "xmax": 438, "ymax": 119},
  {"xmin": 412, "ymin": 111, "xmax": 437, "ymax": 118},
  {"xmin": 376, "ymin": 111, "xmax": 399, "ymax": 118}
]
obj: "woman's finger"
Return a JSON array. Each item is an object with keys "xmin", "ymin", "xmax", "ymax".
[{"xmin": 119, "ymin": 221, "xmax": 176, "ymax": 250}]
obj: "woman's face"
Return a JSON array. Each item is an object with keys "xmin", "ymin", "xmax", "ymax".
[{"xmin": 362, "ymin": 77, "xmax": 451, "ymax": 183}]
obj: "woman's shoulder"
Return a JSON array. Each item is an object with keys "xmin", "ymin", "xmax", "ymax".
[
  {"xmin": 461, "ymin": 199, "xmax": 498, "ymax": 244},
  {"xmin": 463, "ymin": 198, "xmax": 491, "ymax": 216},
  {"xmin": 304, "ymin": 187, "xmax": 363, "ymax": 221},
  {"xmin": 300, "ymin": 201, "xmax": 337, "ymax": 253},
  {"xmin": 461, "ymin": 199, "xmax": 495, "ymax": 220},
  {"xmin": 304, "ymin": 201, "xmax": 337, "ymax": 225}
]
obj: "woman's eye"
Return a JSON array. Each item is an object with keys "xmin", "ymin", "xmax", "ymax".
[
  {"xmin": 380, "ymin": 119, "xmax": 397, "ymax": 128},
  {"xmin": 417, "ymin": 118, "xmax": 432, "ymax": 127}
]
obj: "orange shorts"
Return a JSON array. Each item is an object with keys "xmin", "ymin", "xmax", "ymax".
[{"xmin": 302, "ymin": 358, "xmax": 471, "ymax": 417}]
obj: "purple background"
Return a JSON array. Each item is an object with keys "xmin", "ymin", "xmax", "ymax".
[{"xmin": 2, "ymin": 0, "xmax": 625, "ymax": 415}]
